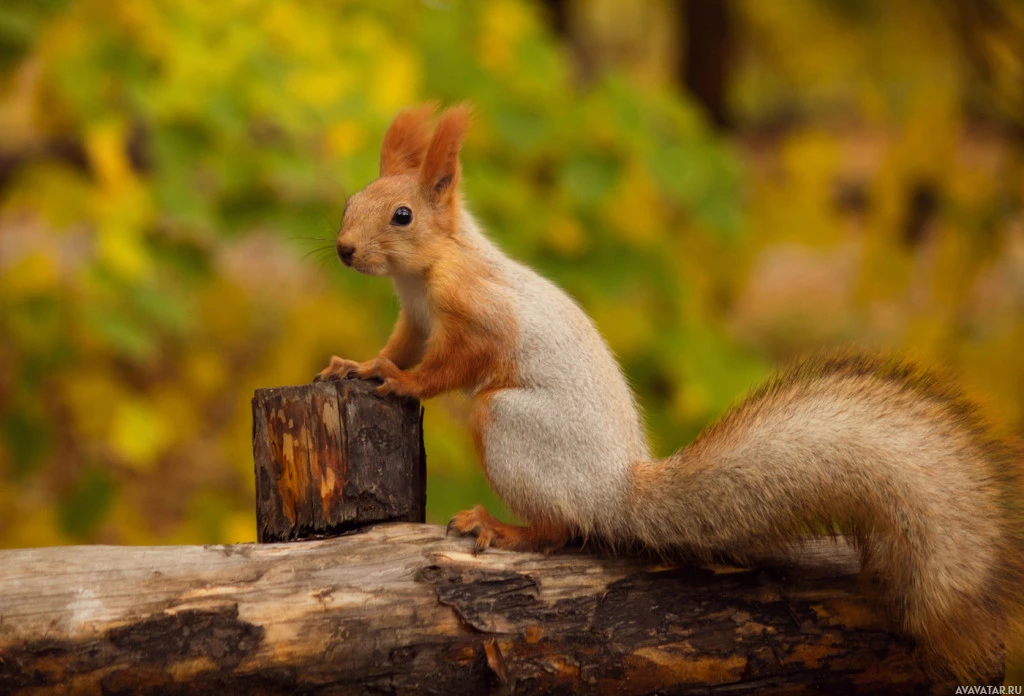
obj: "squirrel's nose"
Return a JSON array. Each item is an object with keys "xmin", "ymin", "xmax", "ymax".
[{"xmin": 337, "ymin": 244, "xmax": 355, "ymax": 266}]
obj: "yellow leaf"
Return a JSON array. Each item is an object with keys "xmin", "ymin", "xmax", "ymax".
[
  {"xmin": 109, "ymin": 496, "xmax": 158, "ymax": 545},
  {"xmin": 225, "ymin": 511, "xmax": 257, "ymax": 544},
  {"xmin": 96, "ymin": 223, "xmax": 151, "ymax": 280},
  {"xmin": 672, "ymin": 379, "xmax": 709, "ymax": 423},
  {"xmin": 288, "ymin": 68, "xmax": 356, "ymax": 109},
  {"xmin": 478, "ymin": 0, "xmax": 532, "ymax": 72},
  {"xmin": 325, "ymin": 119, "xmax": 367, "ymax": 159},
  {"xmin": 546, "ymin": 214, "xmax": 587, "ymax": 256},
  {"xmin": 85, "ymin": 121, "xmax": 134, "ymax": 192},
  {"xmin": 5, "ymin": 502, "xmax": 66, "ymax": 549},
  {"xmin": 604, "ymin": 163, "xmax": 662, "ymax": 248},
  {"xmin": 184, "ymin": 350, "xmax": 227, "ymax": 398},
  {"xmin": 0, "ymin": 59, "xmax": 42, "ymax": 151},
  {"xmin": 370, "ymin": 48, "xmax": 421, "ymax": 113},
  {"xmin": 83, "ymin": 120, "xmax": 153, "ymax": 280},
  {"xmin": 109, "ymin": 398, "xmax": 170, "ymax": 471},
  {"xmin": 0, "ymin": 164, "xmax": 93, "ymax": 227},
  {"xmin": 589, "ymin": 296, "xmax": 654, "ymax": 359},
  {"xmin": 64, "ymin": 373, "xmax": 123, "ymax": 441},
  {"xmin": 0, "ymin": 252, "xmax": 59, "ymax": 298}
]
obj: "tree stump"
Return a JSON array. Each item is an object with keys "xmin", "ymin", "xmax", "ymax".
[{"xmin": 252, "ymin": 378, "xmax": 425, "ymax": 542}]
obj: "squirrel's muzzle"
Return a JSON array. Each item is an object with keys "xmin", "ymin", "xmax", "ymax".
[{"xmin": 337, "ymin": 243, "xmax": 356, "ymax": 267}]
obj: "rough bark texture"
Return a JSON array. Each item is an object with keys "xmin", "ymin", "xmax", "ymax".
[
  {"xmin": 0, "ymin": 523, "xmax": 982, "ymax": 695},
  {"xmin": 252, "ymin": 380, "xmax": 425, "ymax": 542}
]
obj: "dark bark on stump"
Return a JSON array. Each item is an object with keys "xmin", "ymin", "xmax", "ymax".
[{"xmin": 252, "ymin": 379, "xmax": 425, "ymax": 542}]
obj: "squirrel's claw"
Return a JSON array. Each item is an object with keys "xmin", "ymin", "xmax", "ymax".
[
  {"xmin": 472, "ymin": 529, "xmax": 495, "ymax": 554},
  {"xmin": 314, "ymin": 356, "xmax": 361, "ymax": 383},
  {"xmin": 447, "ymin": 505, "xmax": 495, "ymax": 553},
  {"xmin": 448, "ymin": 507, "xmax": 570, "ymax": 554},
  {"xmin": 375, "ymin": 378, "xmax": 400, "ymax": 398},
  {"xmin": 356, "ymin": 360, "xmax": 381, "ymax": 380},
  {"xmin": 361, "ymin": 357, "xmax": 403, "ymax": 381}
]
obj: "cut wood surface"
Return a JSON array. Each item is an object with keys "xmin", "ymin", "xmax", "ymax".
[
  {"xmin": 0, "ymin": 523, "xmax": 979, "ymax": 694},
  {"xmin": 252, "ymin": 379, "xmax": 425, "ymax": 542}
]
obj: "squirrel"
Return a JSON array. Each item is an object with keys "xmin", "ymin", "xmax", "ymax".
[{"xmin": 315, "ymin": 103, "xmax": 1024, "ymax": 680}]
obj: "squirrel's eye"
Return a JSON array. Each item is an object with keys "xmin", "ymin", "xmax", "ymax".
[{"xmin": 391, "ymin": 206, "xmax": 413, "ymax": 226}]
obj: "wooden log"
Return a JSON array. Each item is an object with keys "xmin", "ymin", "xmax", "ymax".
[
  {"xmin": 0, "ymin": 523, "xmax": 988, "ymax": 694},
  {"xmin": 252, "ymin": 379, "xmax": 425, "ymax": 542}
]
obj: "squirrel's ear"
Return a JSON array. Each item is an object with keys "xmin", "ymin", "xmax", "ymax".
[
  {"xmin": 379, "ymin": 103, "xmax": 437, "ymax": 177},
  {"xmin": 419, "ymin": 103, "xmax": 472, "ymax": 208}
]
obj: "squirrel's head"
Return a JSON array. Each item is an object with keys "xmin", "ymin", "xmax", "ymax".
[{"xmin": 335, "ymin": 103, "xmax": 471, "ymax": 277}]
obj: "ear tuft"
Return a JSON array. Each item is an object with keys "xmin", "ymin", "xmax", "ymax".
[
  {"xmin": 419, "ymin": 103, "xmax": 473, "ymax": 208},
  {"xmin": 380, "ymin": 103, "xmax": 438, "ymax": 177}
]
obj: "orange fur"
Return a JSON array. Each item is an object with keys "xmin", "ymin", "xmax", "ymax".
[
  {"xmin": 447, "ymin": 505, "xmax": 570, "ymax": 554},
  {"xmin": 333, "ymin": 107, "xmax": 474, "ymax": 278},
  {"xmin": 371, "ymin": 107, "xmax": 515, "ymax": 401},
  {"xmin": 379, "ymin": 103, "xmax": 436, "ymax": 177},
  {"xmin": 377, "ymin": 310, "xmax": 426, "ymax": 369},
  {"xmin": 315, "ymin": 311, "xmax": 427, "ymax": 382},
  {"xmin": 419, "ymin": 103, "xmax": 472, "ymax": 230},
  {"xmin": 314, "ymin": 355, "xmax": 364, "ymax": 382},
  {"xmin": 377, "ymin": 279, "xmax": 518, "ymax": 399},
  {"xmin": 469, "ymin": 390, "xmax": 494, "ymax": 474}
]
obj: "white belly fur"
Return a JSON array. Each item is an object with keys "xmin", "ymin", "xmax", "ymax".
[{"xmin": 479, "ymin": 260, "xmax": 650, "ymax": 540}]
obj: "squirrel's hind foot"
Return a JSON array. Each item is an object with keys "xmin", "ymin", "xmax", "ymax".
[{"xmin": 447, "ymin": 505, "xmax": 570, "ymax": 555}]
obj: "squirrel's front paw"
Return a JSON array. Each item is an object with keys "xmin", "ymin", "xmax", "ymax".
[
  {"xmin": 374, "ymin": 375, "xmax": 420, "ymax": 399},
  {"xmin": 355, "ymin": 357, "xmax": 399, "ymax": 381},
  {"xmin": 375, "ymin": 378, "xmax": 398, "ymax": 398},
  {"xmin": 314, "ymin": 356, "xmax": 361, "ymax": 383},
  {"xmin": 371, "ymin": 359, "xmax": 418, "ymax": 398}
]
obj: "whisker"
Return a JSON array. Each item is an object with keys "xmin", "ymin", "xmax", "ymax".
[
  {"xmin": 362, "ymin": 227, "xmax": 393, "ymax": 245},
  {"xmin": 320, "ymin": 212, "xmax": 340, "ymax": 233},
  {"xmin": 316, "ymin": 249, "xmax": 340, "ymax": 270},
  {"xmin": 301, "ymin": 245, "xmax": 337, "ymax": 261}
]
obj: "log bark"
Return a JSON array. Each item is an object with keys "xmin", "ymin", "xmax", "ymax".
[
  {"xmin": 252, "ymin": 379, "xmax": 425, "ymax": 542},
  {"xmin": 0, "ymin": 523, "xmax": 983, "ymax": 694}
]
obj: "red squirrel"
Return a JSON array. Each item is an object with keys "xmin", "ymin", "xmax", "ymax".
[{"xmin": 315, "ymin": 103, "xmax": 1023, "ymax": 680}]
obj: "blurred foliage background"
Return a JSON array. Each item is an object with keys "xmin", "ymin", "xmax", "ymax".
[{"xmin": 0, "ymin": 0, "xmax": 1022, "ymax": 559}]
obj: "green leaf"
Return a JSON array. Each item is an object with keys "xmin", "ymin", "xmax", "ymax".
[
  {"xmin": 58, "ymin": 468, "xmax": 116, "ymax": 537},
  {"xmin": 563, "ymin": 151, "xmax": 622, "ymax": 205},
  {"xmin": 83, "ymin": 306, "xmax": 154, "ymax": 361},
  {"xmin": 2, "ymin": 411, "xmax": 52, "ymax": 478}
]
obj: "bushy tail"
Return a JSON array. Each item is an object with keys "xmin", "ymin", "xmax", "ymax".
[{"xmin": 624, "ymin": 354, "xmax": 1024, "ymax": 680}]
